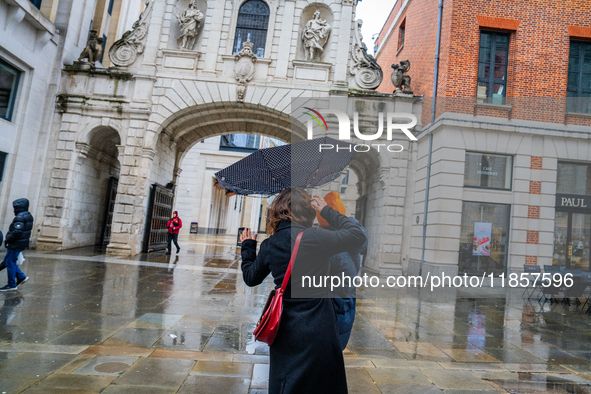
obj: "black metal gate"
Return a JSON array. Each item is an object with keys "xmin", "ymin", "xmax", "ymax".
[
  {"xmin": 143, "ymin": 183, "xmax": 174, "ymax": 253},
  {"xmin": 100, "ymin": 177, "xmax": 119, "ymax": 247}
]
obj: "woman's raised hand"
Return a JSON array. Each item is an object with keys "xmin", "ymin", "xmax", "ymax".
[
  {"xmin": 239, "ymin": 228, "xmax": 258, "ymax": 243},
  {"xmin": 311, "ymin": 195, "xmax": 327, "ymax": 212}
]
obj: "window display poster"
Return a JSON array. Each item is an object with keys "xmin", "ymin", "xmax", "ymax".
[{"xmin": 473, "ymin": 222, "xmax": 492, "ymax": 256}]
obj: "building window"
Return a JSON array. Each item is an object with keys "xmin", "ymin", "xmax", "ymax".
[
  {"xmin": 220, "ymin": 134, "xmax": 261, "ymax": 152},
  {"xmin": 0, "ymin": 59, "xmax": 21, "ymax": 122},
  {"xmin": 233, "ymin": 0, "xmax": 270, "ymax": 57},
  {"xmin": 29, "ymin": 0, "xmax": 42, "ymax": 9},
  {"xmin": 398, "ymin": 19, "xmax": 406, "ymax": 50},
  {"xmin": 0, "ymin": 152, "xmax": 6, "ymax": 182},
  {"xmin": 464, "ymin": 152, "xmax": 513, "ymax": 190},
  {"xmin": 459, "ymin": 201, "xmax": 511, "ymax": 276},
  {"xmin": 567, "ymin": 41, "xmax": 591, "ymax": 114},
  {"xmin": 477, "ymin": 32, "xmax": 509, "ymax": 105}
]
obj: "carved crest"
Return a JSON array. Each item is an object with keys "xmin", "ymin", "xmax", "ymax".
[
  {"xmin": 109, "ymin": 0, "xmax": 154, "ymax": 67},
  {"xmin": 349, "ymin": 20, "xmax": 383, "ymax": 90},
  {"xmin": 234, "ymin": 39, "xmax": 257, "ymax": 101}
]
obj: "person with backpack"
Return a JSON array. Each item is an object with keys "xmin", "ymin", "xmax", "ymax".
[{"xmin": 0, "ymin": 198, "xmax": 34, "ymax": 292}]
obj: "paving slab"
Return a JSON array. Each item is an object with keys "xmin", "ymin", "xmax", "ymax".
[
  {"xmin": 177, "ymin": 375, "xmax": 250, "ymax": 394},
  {"xmin": 191, "ymin": 360, "xmax": 253, "ymax": 377},
  {"xmin": 20, "ymin": 374, "xmax": 115, "ymax": 393},
  {"xmin": 345, "ymin": 367, "xmax": 381, "ymax": 394},
  {"xmin": 421, "ymin": 369, "xmax": 497, "ymax": 391},
  {"xmin": 112, "ymin": 357, "xmax": 195, "ymax": 389}
]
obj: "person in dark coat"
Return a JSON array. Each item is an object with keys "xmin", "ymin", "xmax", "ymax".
[
  {"xmin": 240, "ymin": 188, "xmax": 367, "ymax": 394},
  {"xmin": 0, "ymin": 198, "xmax": 34, "ymax": 292}
]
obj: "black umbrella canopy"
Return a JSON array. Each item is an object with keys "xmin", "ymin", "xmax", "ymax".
[{"xmin": 215, "ymin": 137, "xmax": 355, "ymax": 195}]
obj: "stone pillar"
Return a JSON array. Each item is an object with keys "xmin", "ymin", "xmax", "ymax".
[
  {"xmin": 332, "ymin": 2, "xmax": 354, "ymax": 89},
  {"xmin": 106, "ymin": 146, "xmax": 156, "ymax": 255},
  {"xmin": 36, "ymin": 116, "xmax": 84, "ymax": 251}
]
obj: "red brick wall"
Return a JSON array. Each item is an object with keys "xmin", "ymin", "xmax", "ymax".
[{"xmin": 375, "ymin": 0, "xmax": 591, "ymax": 126}]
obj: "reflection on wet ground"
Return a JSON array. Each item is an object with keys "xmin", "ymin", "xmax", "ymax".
[{"xmin": 1, "ymin": 234, "xmax": 591, "ymax": 393}]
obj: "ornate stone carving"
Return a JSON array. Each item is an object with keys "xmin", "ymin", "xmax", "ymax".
[
  {"xmin": 234, "ymin": 39, "xmax": 257, "ymax": 102},
  {"xmin": 391, "ymin": 60, "xmax": 413, "ymax": 94},
  {"xmin": 302, "ymin": 10, "xmax": 331, "ymax": 61},
  {"xmin": 109, "ymin": 0, "xmax": 154, "ymax": 67},
  {"xmin": 175, "ymin": 0, "xmax": 204, "ymax": 50},
  {"xmin": 77, "ymin": 30, "xmax": 104, "ymax": 65},
  {"xmin": 350, "ymin": 20, "xmax": 383, "ymax": 90}
]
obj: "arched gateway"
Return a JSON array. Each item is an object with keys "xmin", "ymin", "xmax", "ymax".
[{"xmin": 36, "ymin": 0, "xmax": 423, "ymax": 275}]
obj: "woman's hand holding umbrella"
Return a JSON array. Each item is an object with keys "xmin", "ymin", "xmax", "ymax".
[{"xmin": 240, "ymin": 228, "xmax": 258, "ymax": 243}]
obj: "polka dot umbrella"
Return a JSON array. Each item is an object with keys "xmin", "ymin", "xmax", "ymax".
[{"xmin": 215, "ymin": 137, "xmax": 355, "ymax": 195}]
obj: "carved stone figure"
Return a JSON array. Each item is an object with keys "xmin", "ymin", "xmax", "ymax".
[
  {"xmin": 302, "ymin": 10, "xmax": 331, "ymax": 61},
  {"xmin": 175, "ymin": 0, "xmax": 204, "ymax": 50},
  {"xmin": 78, "ymin": 30, "xmax": 104, "ymax": 65},
  {"xmin": 109, "ymin": 0, "xmax": 154, "ymax": 67},
  {"xmin": 391, "ymin": 60, "xmax": 412, "ymax": 94},
  {"xmin": 234, "ymin": 39, "xmax": 257, "ymax": 102},
  {"xmin": 349, "ymin": 20, "xmax": 383, "ymax": 90}
]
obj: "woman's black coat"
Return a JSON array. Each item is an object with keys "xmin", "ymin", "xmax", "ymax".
[{"xmin": 241, "ymin": 206, "xmax": 367, "ymax": 394}]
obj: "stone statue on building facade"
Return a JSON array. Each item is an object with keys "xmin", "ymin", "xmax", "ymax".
[
  {"xmin": 109, "ymin": 0, "xmax": 154, "ymax": 67},
  {"xmin": 78, "ymin": 30, "xmax": 104, "ymax": 65},
  {"xmin": 175, "ymin": 0, "xmax": 204, "ymax": 50},
  {"xmin": 349, "ymin": 19, "xmax": 383, "ymax": 90},
  {"xmin": 391, "ymin": 60, "xmax": 412, "ymax": 95},
  {"xmin": 302, "ymin": 10, "xmax": 331, "ymax": 61},
  {"xmin": 234, "ymin": 39, "xmax": 257, "ymax": 102}
]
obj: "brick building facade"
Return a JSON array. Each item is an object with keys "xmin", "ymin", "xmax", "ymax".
[{"xmin": 374, "ymin": 0, "xmax": 591, "ymax": 276}]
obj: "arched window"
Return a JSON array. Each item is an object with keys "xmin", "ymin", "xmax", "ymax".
[{"xmin": 233, "ymin": 0, "xmax": 270, "ymax": 57}]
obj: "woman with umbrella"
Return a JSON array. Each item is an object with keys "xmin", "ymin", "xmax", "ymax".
[{"xmin": 240, "ymin": 188, "xmax": 367, "ymax": 394}]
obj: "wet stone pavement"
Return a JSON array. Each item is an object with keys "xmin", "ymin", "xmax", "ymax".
[{"xmin": 1, "ymin": 235, "xmax": 591, "ymax": 393}]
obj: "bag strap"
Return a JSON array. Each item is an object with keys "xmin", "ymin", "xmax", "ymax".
[{"xmin": 280, "ymin": 231, "xmax": 304, "ymax": 293}]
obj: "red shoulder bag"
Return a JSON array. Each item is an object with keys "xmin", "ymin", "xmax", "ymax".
[{"xmin": 253, "ymin": 231, "xmax": 304, "ymax": 345}]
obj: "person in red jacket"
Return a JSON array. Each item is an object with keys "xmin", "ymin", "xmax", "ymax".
[{"xmin": 166, "ymin": 211, "xmax": 182, "ymax": 255}]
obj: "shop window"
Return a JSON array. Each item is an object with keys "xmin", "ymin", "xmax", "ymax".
[
  {"xmin": 232, "ymin": 0, "xmax": 270, "ymax": 57},
  {"xmin": 219, "ymin": 134, "xmax": 261, "ymax": 152},
  {"xmin": 567, "ymin": 41, "xmax": 591, "ymax": 114},
  {"xmin": 459, "ymin": 201, "xmax": 511, "ymax": 276},
  {"xmin": 554, "ymin": 162, "xmax": 591, "ymax": 271},
  {"xmin": 464, "ymin": 152, "xmax": 512, "ymax": 190},
  {"xmin": 29, "ymin": 0, "xmax": 42, "ymax": 9},
  {"xmin": 477, "ymin": 32, "xmax": 509, "ymax": 105},
  {"xmin": 0, "ymin": 59, "xmax": 21, "ymax": 122}
]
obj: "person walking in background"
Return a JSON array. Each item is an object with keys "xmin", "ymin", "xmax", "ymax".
[
  {"xmin": 240, "ymin": 188, "xmax": 366, "ymax": 394},
  {"xmin": 166, "ymin": 211, "xmax": 182, "ymax": 255},
  {"xmin": 316, "ymin": 191, "xmax": 368, "ymax": 350},
  {"xmin": 0, "ymin": 199, "xmax": 34, "ymax": 292}
]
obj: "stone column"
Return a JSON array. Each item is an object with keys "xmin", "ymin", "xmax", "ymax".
[{"xmin": 106, "ymin": 146, "xmax": 156, "ymax": 255}]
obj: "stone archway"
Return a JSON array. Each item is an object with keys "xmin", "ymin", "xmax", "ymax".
[
  {"xmin": 105, "ymin": 101, "xmax": 307, "ymax": 255},
  {"xmin": 38, "ymin": 124, "xmax": 122, "ymax": 251}
]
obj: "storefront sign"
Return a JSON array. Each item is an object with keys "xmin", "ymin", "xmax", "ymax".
[
  {"xmin": 556, "ymin": 194, "xmax": 591, "ymax": 212},
  {"xmin": 473, "ymin": 222, "xmax": 492, "ymax": 257}
]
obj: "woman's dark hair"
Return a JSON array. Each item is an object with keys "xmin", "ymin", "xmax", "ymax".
[{"xmin": 266, "ymin": 188, "xmax": 316, "ymax": 235}]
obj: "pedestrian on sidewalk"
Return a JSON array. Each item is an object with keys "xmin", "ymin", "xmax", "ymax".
[
  {"xmin": 240, "ymin": 188, "xmax": 367, "ymax": 394},
  {"xmin": 166, "ymin": 211, "xmax": 182, "ymax": 255},
  {"xmin": 0, "ymin": 198, "xmax": 34, "ymax": 292},
  {"xmin": 316, "ymin": 191, "xmax": 367, "ymax": 351}
]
